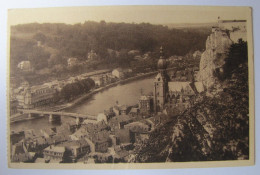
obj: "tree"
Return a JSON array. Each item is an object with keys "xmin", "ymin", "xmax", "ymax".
[
  {"xmin": 48, "ymin": 53, "xmax": 66, "ymax": 67},
  {"xmin": 33, "ymin": 32, "xmax": 47, "ymax": 44}
]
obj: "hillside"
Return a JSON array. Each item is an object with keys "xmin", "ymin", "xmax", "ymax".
[
  {"xmin": 10, "ymin": 21, "xmax": 210, "ymax": 86},
  {"xmin": 134, "ymin": 40, "xmax": 249, "ymax": 162}
]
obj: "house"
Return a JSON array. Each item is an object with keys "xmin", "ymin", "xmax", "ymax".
[
  {"xmin": 56, "ymin": 122, "xmax": 79, "ymax": 135},
  {"xmin": 113, "ymin": 104, "xmax": 131, "ymax": 116},
  {"xmin": 91, "ymin": 152, "xmax": 113, "ymax": 163},
  {"xmin": 10, "ymin": 99, "xmax": 18, "ymax": 115},
  {"xmin": 154, "ymin": 113, "xmax": 171, "ymax": 126},
  {"xmin": 104, "ymin": 109, "xmax": 116, "ymax": 120},
  {"xmin": 11, "ymin": 141, "xmax": 36, "ymax": 162},
  {"xmin": 119, "ymin": 105, "xmax": 132, "ymax": 115},
  {"xmin": 139, "ymin": 95, "xmax": 153, "ymax": 114},
  {"xmin": 129, "ymin": 107, "xmax": 139, "ymax": 117},
  {"xmin": 97, "ymin": 113, "xmax": 108, "ymax": 124},
  {"xmin": 113, "ymin": 146, "xmax": 130, "ymax": 162},
  {"xmin": 71, "ymin": 121, "xmax": 108, "ymax": 138},
  {"xmin": 67, "ymin": 57, "xmax": 78, "ymax": 67},
  {"xmin": 10, "ymin": 131, "xmax": 25, "ymax": 145},
  {"xmin": 89, "ymin": 130, "xmax": 111, "ymax": 153},
  {"xmin": 23, "ymin": 136, "xmax": 48, "ymax": 152},
  {"xmin": 94, "ymin": 138, "xmax": 110, "ymax": 153},
  {"xmin": 124, "ymin": 121, "xmax": 151, "ymax": 133},
  {"xmin": 70, "ymin": 121, "xmax": 110, "ymax": 153},
  {"xmin": 108, "ymin": 115, "xmax": 133, "ymax": 133},
  {"xmin": 94, "ymin": 79, "xmax": 102, "ymax": 87},
  {"xmin": 115, "ymin": 129, "xmax": 135, "ymax": 144},
  {"xmin": 51, "ymin": 134, "xmax": 69, "ymax": 145},
  {"xmin": 17, "ymin": 61, "xmax": 33, "ymax": 72},
  {"xmin": 87, "ymin": 120, "xmax": 109, "ymax": 133},
  {"xmin": 91, "ymin": 75, "xmax": 104, "ymax": 87},
  {"xmin": 82, "ymin": 119, "xmax": 99, "ymax": 125},
  {"xmin": 58, "ymin": 140, "xmax": 90, "ymax": 160},
  {"xmin": 142, "ymin": 118, "xmax": 156, "ymax": 131},
  {"xmin": 43, "ymin": 145, "xmax": 66, "ymax": 163},
  {"xmin": 112, "ymin": 68, "xmax": 125, "ymax": 79},
  {"xmin": 24, "ymin": 129, "xmax": 37, "ymax": 139},
  {"xmin": 87, "ymin": 50, "xmax": 98, "ymax": 60},
  {"xmin": 40, "ymin": 128, "xmax": 56, "ymax": 139},
  {"xmin": 128, "ymin": 50, "xmax": 140, "ymax": 56},
  {"xmin": 124, "ymin": 122, "xmax": 151, "ymax": 143}
]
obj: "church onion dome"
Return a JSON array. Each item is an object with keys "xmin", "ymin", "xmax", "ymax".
[
  {"xmin": 157, "ymin": 58, "xmax": 167, "ymax": 69},
  {"xmin": 157, "ymin": 46, "xmax": 167, "ymax": 69}
]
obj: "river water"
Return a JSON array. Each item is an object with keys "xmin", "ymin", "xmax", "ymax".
[{"xmin": 11, "ymin": 77, "xmax": 154, "ymax": 133}]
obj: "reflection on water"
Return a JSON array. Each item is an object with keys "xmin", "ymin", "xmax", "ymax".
[
  {"xmin": 11, "ymin": 116, "xmax": 70, "ymax": 133},
  {"xmin": 11, "ymin": 77, "xmax": 154, "ymax": 132},
  {"xmin": 68, "ymin": 77, "xmax": 154, "ymax": 115}
]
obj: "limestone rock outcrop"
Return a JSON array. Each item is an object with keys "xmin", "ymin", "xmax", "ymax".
[{"xmin": 197, "ymin": 21, "xmax": 247, "ymax": 90}]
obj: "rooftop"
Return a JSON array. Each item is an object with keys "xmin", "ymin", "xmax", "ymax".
[{"xmin": 44, "ymin": 145, "xmax": 65, "ymax": 153}]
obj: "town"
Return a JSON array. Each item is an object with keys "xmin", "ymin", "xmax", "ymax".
[
  {"xmin": 10, "ymin": 18, "xmax": 249, "ymax": 164},
  {"xmin": 10, "ymin": 44, "xmax": 204, "ymax": 163}
]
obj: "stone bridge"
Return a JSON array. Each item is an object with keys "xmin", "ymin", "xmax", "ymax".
[{"xmin": 17, "ymin": 109, "xmax": 97, "ymax": 123}]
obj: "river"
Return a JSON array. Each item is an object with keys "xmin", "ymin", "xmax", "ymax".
[{"xmin": 11, "ymin": 76, "xmax": 154, "ymax": 133}]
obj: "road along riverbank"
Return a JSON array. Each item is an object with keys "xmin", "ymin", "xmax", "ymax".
[
  {"xmin": 61, "ymin": 71, "xmax": 157, "ymax": 112},
  {"xmin": 10, "ymin": 71, "xmax": 157, "ymax": 123}
]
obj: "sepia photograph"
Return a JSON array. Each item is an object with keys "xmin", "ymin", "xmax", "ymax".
[{"xmin": 7, "ymin": 5, "xmax": 254, "ymax": 169}]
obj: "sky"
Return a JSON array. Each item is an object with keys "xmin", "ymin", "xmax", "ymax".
[{"xmin": 8, "ymin": 6, "xmax": 251, "ymax": 26}]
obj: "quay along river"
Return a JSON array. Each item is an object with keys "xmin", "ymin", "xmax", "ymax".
[{"xmin": 10, "ymin": 76, "xmax": 154, "ymax": 133}]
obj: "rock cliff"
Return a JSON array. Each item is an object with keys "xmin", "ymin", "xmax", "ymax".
[{"xmin": 197, "ymin": 21, "xmax": 247, "ymax": 90}]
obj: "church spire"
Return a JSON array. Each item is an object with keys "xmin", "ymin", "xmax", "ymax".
[
  {"xmin": 154, "ymin": 46, "xmax": 168, "ymax": 113},
  {"xmin": 157, "ymin": 46, "xmax": 167, "ymax": 70},
  {"xmin": 160, "ymin": 46, "xmax": 164, "ymax": 59}
]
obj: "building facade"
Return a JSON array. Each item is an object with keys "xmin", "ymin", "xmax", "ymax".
[
  {"xmin": 153, "ymin": 47, "xmax": 204, "ymax": 113},
  {"xmin": 43, "ymin": 145, "xmax": 66, "ymax": 163},
  {"xmin": 16, "ymin": 85, "xmax": 56, "ymax": 109},
  {"xmin": 139, "ymin": 95, "xmax": 153, "ymax": 114}
]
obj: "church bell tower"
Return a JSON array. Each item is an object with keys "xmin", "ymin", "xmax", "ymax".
[{"xmin": 154, "ymin": 46, "xmax": 168, "ymax": 113}]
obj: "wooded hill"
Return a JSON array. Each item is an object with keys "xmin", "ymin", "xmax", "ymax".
[{"xmin": 10, "ymin": 21, "xmax": 210, "ymax": 85}]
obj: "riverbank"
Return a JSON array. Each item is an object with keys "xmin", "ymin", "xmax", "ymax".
[
  {"xmin": 36, "ymin": 68, "xmax": 176, "ymax": 112},
  {"xmin": 64, "ymin": 67, "xmax": 176, "ymax": 111},
  {"xmin": 10, "ymin": 71, "xmax": 157, "ymax": 123},
  {"xmin": 60, "ymin": 71, "xmax": 158, "ymax": 112},
  {"xmin": 10, "ymin": 68, "xmax": 175, "ymax": 123}
]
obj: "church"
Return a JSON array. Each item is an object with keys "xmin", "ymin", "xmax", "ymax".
[{"xmin": 153, "ymin": 47, "xmax": 204, "ymax": 113}]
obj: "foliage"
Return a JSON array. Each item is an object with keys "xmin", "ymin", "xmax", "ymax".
[
  {"xmin": 10, "ymin": 21, "xmax": 210, "ymax": 70},
  {"xmin": 136, "ymin": 41, "xmax": 249, "ymax": 162},
  {"xmin": 215, "ymin": 40, "xmax": 248, "ymax": 81},
  {"xmin": 59, "ymin": 78, "xmax": 95, "ymax": 101}
]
